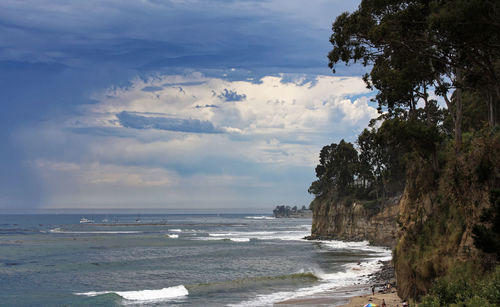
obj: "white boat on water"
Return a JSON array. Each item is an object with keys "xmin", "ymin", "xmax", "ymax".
[{"xmin": 80, "ymin": 217, "xmax": 94, "ymax": 224}]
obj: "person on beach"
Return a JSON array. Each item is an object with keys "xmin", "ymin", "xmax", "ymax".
[
  {"xmin": 372, "ymin": 285, "xmax": 375, "ymax": 295},
  {"xmin": 382, "ymin": 299, "xmax": 386, "ymax": 307}
]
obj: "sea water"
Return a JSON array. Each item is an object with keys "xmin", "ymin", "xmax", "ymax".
[{"xmin": 0, "ymin": 214, "xmax": 391, "ymax": 306}]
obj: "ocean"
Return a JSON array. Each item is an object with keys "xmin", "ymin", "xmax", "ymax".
[{"xmin": 0, "ymin": 214, "xmax": 391, "ymax": 306}]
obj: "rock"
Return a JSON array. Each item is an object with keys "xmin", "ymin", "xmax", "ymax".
[{"xmin": 310, "ymin": 195, "xmax": 400, "ymax": 247}]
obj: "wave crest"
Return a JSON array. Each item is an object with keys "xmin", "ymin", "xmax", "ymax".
[{"xmin": 75, "ymin": 285, "xmax": 188, "ymax": 301}]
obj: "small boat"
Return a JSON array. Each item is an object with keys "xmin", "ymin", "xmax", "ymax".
[{"xmin": 80, "ymin": 217, "xmax": 94, "ymax": 224}]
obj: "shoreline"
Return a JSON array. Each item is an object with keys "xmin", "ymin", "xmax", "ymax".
[{"xmin": 277, "ymin": 260, "xmax": 403, "ymax": 306}]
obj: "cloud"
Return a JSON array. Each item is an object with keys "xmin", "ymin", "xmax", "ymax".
[
  {"xmin": 0, "ymin": 0, "xmax": 359, "ymax": 76},
  {"xmin": 83, "ymin": 73, "xmax": 375, "ymax": 136},
  {"xmin": 0, "ymin": 1, "xmax": 369, "ymax": 210},
  {"xmin": 17, "ymin": 72, "xmax": 376, "ymax": 210},
  {"xmin": 218, "ymin": 89, "xmax": 246, "ymax": 102},
  {"xmin": 195, "ymin": 104, "xmax": 218, "ymax": 109},
  {"xmin": 141, "ymin": 86, "xmax": 163, "ymax": 92},
  {"xmin": 116, "ymin": 111, "xmax": 222, "ymax": 134}
]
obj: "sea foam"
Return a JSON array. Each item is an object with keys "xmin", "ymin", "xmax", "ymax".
[
  {"xmin": 197, "ymin": 230, "xmax": 310, "ymax": 242},
  {"xmin": 75, "ymin": 285, "xmax": 188, "ymax": 301},
  {"xmin": 230, "ymin": 240, "xmax": 391, "ymax": 307}
]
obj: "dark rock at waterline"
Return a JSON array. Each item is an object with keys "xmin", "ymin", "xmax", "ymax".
[
  {"xmin": 369, "ymin": 260, "xmax": 396, "ymax": 288},
  {"xmin": 303, "ymin": 235, "xmax": 340, "ymax": 241}
]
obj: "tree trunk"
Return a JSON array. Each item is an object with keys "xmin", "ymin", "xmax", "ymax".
[
  {"xmin": 454, "ymin": 68, "xmax": 463, "ymax": 153},
  {"xmin": 492, "ymin": 85, "xmax": 500, "ymax": 127},
  {"xmin": 488, "ymin": 94, "xmax": 495, "ymax": 127}
]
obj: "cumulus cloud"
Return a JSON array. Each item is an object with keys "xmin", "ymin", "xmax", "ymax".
[
  {"xmin": 60, "ymin": 73, "xmax": 378, "ymax": 170},
  {"xmin": 22, "ymin": 72, "xmax": 376, "ymax": 209},
  {"xmin": 82, "ymin": 73, "xmax": 376, "ymax": 137}
]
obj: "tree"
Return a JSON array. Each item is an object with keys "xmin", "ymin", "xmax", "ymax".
[
  {"xmin": 328, "ymin": 0, "xmax": 500, "ymax": 152},
  {"xmin": 309, "ymin": 139, "xmax": 360, "ymax": 197}
]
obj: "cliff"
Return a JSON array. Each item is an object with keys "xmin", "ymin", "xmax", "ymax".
[
  {"xmin": 394, "ymin": 133, "xmax": 500, "ymax": 300},
  {"xmin": 309, "ymin": 195, "xmax": 400, "ymax": 247},
  {"xmin": 309, "ymin": 132, "xmax": 499, "ymax": 301}
]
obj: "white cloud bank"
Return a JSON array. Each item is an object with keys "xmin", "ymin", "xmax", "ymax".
[{"xmin": 27, "ymin": 73, "xmax": 377, "ymax": 210}]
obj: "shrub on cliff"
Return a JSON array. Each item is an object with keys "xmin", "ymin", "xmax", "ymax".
[{"xmin": 419, "ymin": 264, "xmax": 500, "ymax": 307}]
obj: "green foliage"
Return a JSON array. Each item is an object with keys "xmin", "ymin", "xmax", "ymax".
[
  {"xmin": 419, "ymin": 264, "xmax": 500, "ymax": 307},
  {"xmin": 318, "ymin": 0, "xmax": 500, "ymax": 303},
  {"xmin": 328, "ymin": 0, "xmax": 500, "ymax": 144},
  {"xmin": 308, "ymin": 140, "xmax": 359, "ymax": 197}
]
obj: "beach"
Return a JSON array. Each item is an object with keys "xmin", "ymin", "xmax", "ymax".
[
  {"xmin": 277, "ymin": 287, "xmax": 401, "ymax": 306},
  {"xmin": 278, "ymin": 260, "xmax": 401, "ymax": 306},
  {"xmin": 275, "ymin": 285, "xmax": 403, "ymax": 307},
  {"xmin": 338, "ymin": 289, "xmax": 401, "ymax": 307}
]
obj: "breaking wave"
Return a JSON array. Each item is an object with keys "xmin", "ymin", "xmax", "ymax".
[
  {"xmin": 192, "ymin": 230, "xmax": 310, "ymax": 242},
  {"xmin": 75, "ymin": 285, "xmax": 188, "ymax": 301},
  {"xmin": 230, "ymin": 241, "xmax": 391, "ymax": 307}
]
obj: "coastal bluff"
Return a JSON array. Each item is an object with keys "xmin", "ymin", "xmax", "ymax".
[{"xmin": 307, "ymin": 195, "xmax": 400, "ymax": 247}]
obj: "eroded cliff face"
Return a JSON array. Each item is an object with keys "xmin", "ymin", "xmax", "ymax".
[
  {"xmin": 309, "ymin": 133, "xmax": 499, "ymax": 301},
  {"xmin": 310, "ymin": 195, "xmax": 400, "ymax": 247},
  {"xmin": 394, "ymin": 133, "xmax": 499, "ymax": 300}
]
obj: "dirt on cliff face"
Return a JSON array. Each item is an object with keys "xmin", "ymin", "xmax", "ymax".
[{"xmin": 394, "ymin": 133, "xmax": 500, "ymax": 300}]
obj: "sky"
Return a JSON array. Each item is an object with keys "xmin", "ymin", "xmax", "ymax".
[{"xmin": 0, "ymin": 0, "xmax": 375, "ymax": 213}]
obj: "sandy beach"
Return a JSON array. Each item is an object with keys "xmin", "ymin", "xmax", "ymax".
[
  {"xmin": 337, "ymin": 289, "xmax": 402, "ymax": 307},
  {"xmin": 277, "ymin": 287, "xmax": 402, "ymax": 306}
]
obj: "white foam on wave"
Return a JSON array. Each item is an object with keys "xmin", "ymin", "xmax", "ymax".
[
  {"xmin": 230, "ymin": 241, "xmax": 391, "ymax": 307},
  {"xmin": 197, "ymin": 230, "xmax": 310, "ymax": 242},
  {"xmin": 208, "ymin": 231, "xmax": 274, "ymax": 237},
  {"xmin": 320, "ymin": 240, "xmax": 391, "ymax": 256},
  {"xmin": 169, "ymin": 229, "xmax": 182, "ymax": 232},
  {"xmin": 229, "ymin": 237, "xmax": 251, "ymax": 242},
  {"xmin": 195, "ymin": 236, "xmax": 251, "ymax": 242},
  {"xmin": 75, "ymin": 285, "xmax": 188, "ymax": 301},
  {"xmin": 245, "ymin": 216, "xmax": 275, "ymax": 220},
  {"xmin": 165, "ymin": 234, "xmax": 179, "ymax": 238}
]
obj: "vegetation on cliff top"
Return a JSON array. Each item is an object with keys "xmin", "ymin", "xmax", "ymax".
[{"xmin": 315, "ymin": 0, "xmax": 500, "ymax": 302}]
